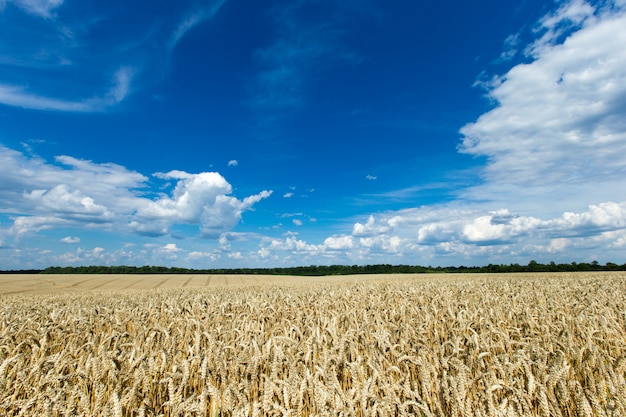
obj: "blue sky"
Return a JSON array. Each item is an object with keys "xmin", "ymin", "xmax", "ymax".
[{"xmin": 1, "ymin": 0, "xmax": 626, "ymax": 269}]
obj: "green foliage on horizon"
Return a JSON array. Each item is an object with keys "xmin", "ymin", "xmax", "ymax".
[{"xmin": 8, "ymin": 260, "xmax": 624, "ymax": 275}]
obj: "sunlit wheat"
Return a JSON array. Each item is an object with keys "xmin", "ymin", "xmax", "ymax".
[{"xmin": 0, "ymin": 272, "xmax": 625, "ymax": 416}]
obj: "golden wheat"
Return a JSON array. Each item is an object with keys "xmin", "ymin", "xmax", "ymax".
[{"xmin": 0, "ymin": 272, "xmax": 625, "ymax": 416}]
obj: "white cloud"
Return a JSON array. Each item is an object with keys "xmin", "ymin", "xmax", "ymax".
[
  {"xmin": 25, "ymin": 184, "xmax": 113, "ymax": 222},
  {"xmin": 9, "ymin": 215, "xmax": 58, "ymax": 236},
  {"xmin": 162, "ymin": 243, "xmax": 181, "ymax": 252},
  {"xmin": 498, "ymin": 33, "xmax": 520, "ymax": 62},
  {"xmin": 187, "ymin": 251, "xmax": 220, "ymax": 261},
  {"xmin": 462, "ymin": 216, "xmax": 507, "ymax": 243},
  {"xmin": 133, "ymin": 171, "xmax": 272, "ymax": 237},
  {"xmin": 0, "ymin": 67, "xmax": 134, "ymax": 112},
  {"xmin": 548, "ymin": 201, "xmax": 626, "ymax": 233},
  {"xmin": 283, "ymin": 192, "xmax": 294, "ymax": 198},
  {"xmin": 255, "ymin": 199, "xmax": 626, "ymax": 266},
  {"xmin": 228, "ymin": 160, "xmax": 238, "ymax": 167},
  {"xmin": 266, "ymin": 234, "xmax": 322, "ymax": 254},
  {"xmin": 459, "ymin": 0, "xmax": 626, "ymax": 215},
  {"xmin": 366, "ymin": 175, "xmax": 377, "ymax": 180},
  {"xmin": 58, "ymin": 246, "xmax": 105, "ymax": 264},
  {"xmin": 383, "ymin": 236, "xmax": 402, "ymax": 253},
  {"xmin": 529, "ymin": 0, "xmax": 595, "ymax": 57},
  {"xmin": 60, "ymin": 236, "xmax": 80, "ymax": 244},
  {"xmin": 281, "ymin": 212, "xmax": 303, "ymax": 218},
  {"xmin": 167, "ymin": 1, "xmax": 227, "ymax": 51},
  {"xmin": 0, "ymin": 145, "xmax": 272, "ymax": 242},
  {"xmin": 138, "ymin": 171, "xmax": 233, "ymax": 221},
  {"xmin": 324, "ymin": 235, "xmax": 354, "ymax": 250},
  {"xmin": 257, "ymin": 247, "xmax": 271, "ymax": 259},
  {"xmin": 292, "ymin": 219, "xmax": 303, "ymax": 226},
  {"xmin": 548, "ymin": 238, "xmax": 569, "ymax": 253},
  {"xmin": 352, "ymin": 215, "xmax": 389, "ymax": 237},
  {"xmin": 243, "ymin": 190, "xmax": 273, "ymax": 208},
  {"xmin": 0, "ymin": 146, "xmax": 146, "ymax": 222},
  {"xmin": 412, "ymin": 203, "xmax": 626, "ymax": 247},
  {"xmin": 7, "ymin": 0, "xmax": 63, "ymax": 18}
]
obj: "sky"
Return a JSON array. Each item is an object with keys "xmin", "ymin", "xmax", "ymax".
[{"xmin": 1, "ymin": 0, "xmax": 626, "ymax": 270}]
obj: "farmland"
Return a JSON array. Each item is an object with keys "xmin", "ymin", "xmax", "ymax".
[{"xmin": 1, "ymin": 272, "xmax": 625, "ymax": 416}]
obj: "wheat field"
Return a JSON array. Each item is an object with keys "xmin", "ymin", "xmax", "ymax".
[{"xmin": 1, "ymin": 272, "xmax": 625, "ymax": 416}]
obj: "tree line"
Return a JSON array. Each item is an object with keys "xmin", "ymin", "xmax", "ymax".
[{"xmin": 1, "ymin": 260, "xmax": 624, "ymax": 275}]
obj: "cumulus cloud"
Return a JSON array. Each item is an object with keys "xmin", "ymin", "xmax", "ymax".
[
  {"xmin": 25, "ymin": 185, "xmax": 113, "ymax": 222},
  {"xmin": 255, "ymin": 200, "xmax": 626, "ymax": 265},
  {"xmin": 0, "ymin": 145, "xmax": 272, "ymax": 242},
  {"xmin": 462, "ymin": 216, "xmax": 507, "ymax": 243},
  {"xmin": 459, "ymin": 0, "xmax": 626, "ymax": 214},
  {"xmin": 324, "ymin": 235, "xmax": 354, "ymax": 250},
  {"xmin": 352, "ymin": 215, "xmax": 389, "ymax": 237},
  {"xmin": 129, "ymin": 170, "xmax": 272, "ymax": 237},
  {"xmin": 1, "ymin": 146, "xmax": 146, "ymax": 221},
  {"xmin": 161, "ymin": 243, "xmax": 181, "ymax": 252},
  {"xmin": 227, "ymin": 160, "xmax": 238, "ymax": 167},
  {"xmin": 138, "ymin": 171, "xmax": 233, "ymax": 221},
  {"xmin": 60, "ymin": 236, "xmax": 80, "ymax": 244},
  {"xmin": 187, "ymin": 251, "xmax": 220, "ymax": 261},
  {"xmin": 265, "ymin": 234, "xmax": 322, "ymax": 255},
  {"xmin": 414, "ymin": 203, "xmax": 626, "ymax": 246}
]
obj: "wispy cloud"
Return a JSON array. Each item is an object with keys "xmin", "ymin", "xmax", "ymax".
[
  {"xmin": 0, "ymin": 67, "xmax": 133, "ymax": 112},
  {"xmin": 167, "ymin": 0, "xmax": 227, "ymax": 51},
  {"xmin": 496, "ymin": 33, "xmax": 521, "ymax": 62},
  {"xmin": 7, "ymin": 0, "xmax": 63, "ymax": 18},
  {"xmin": 0, "ymin": 1, "xmax": 226, "ymax": 114},
  {"xmin": 527, "ymin": 0, "xmax": 595, "ymax": 57},
  {"xmin": 250, "ymin": 1, "xmax": 366, "ymax": 112},
  {"xmin": 358, "ymin": 183, "xmax": 452, "ymax": 204}
]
